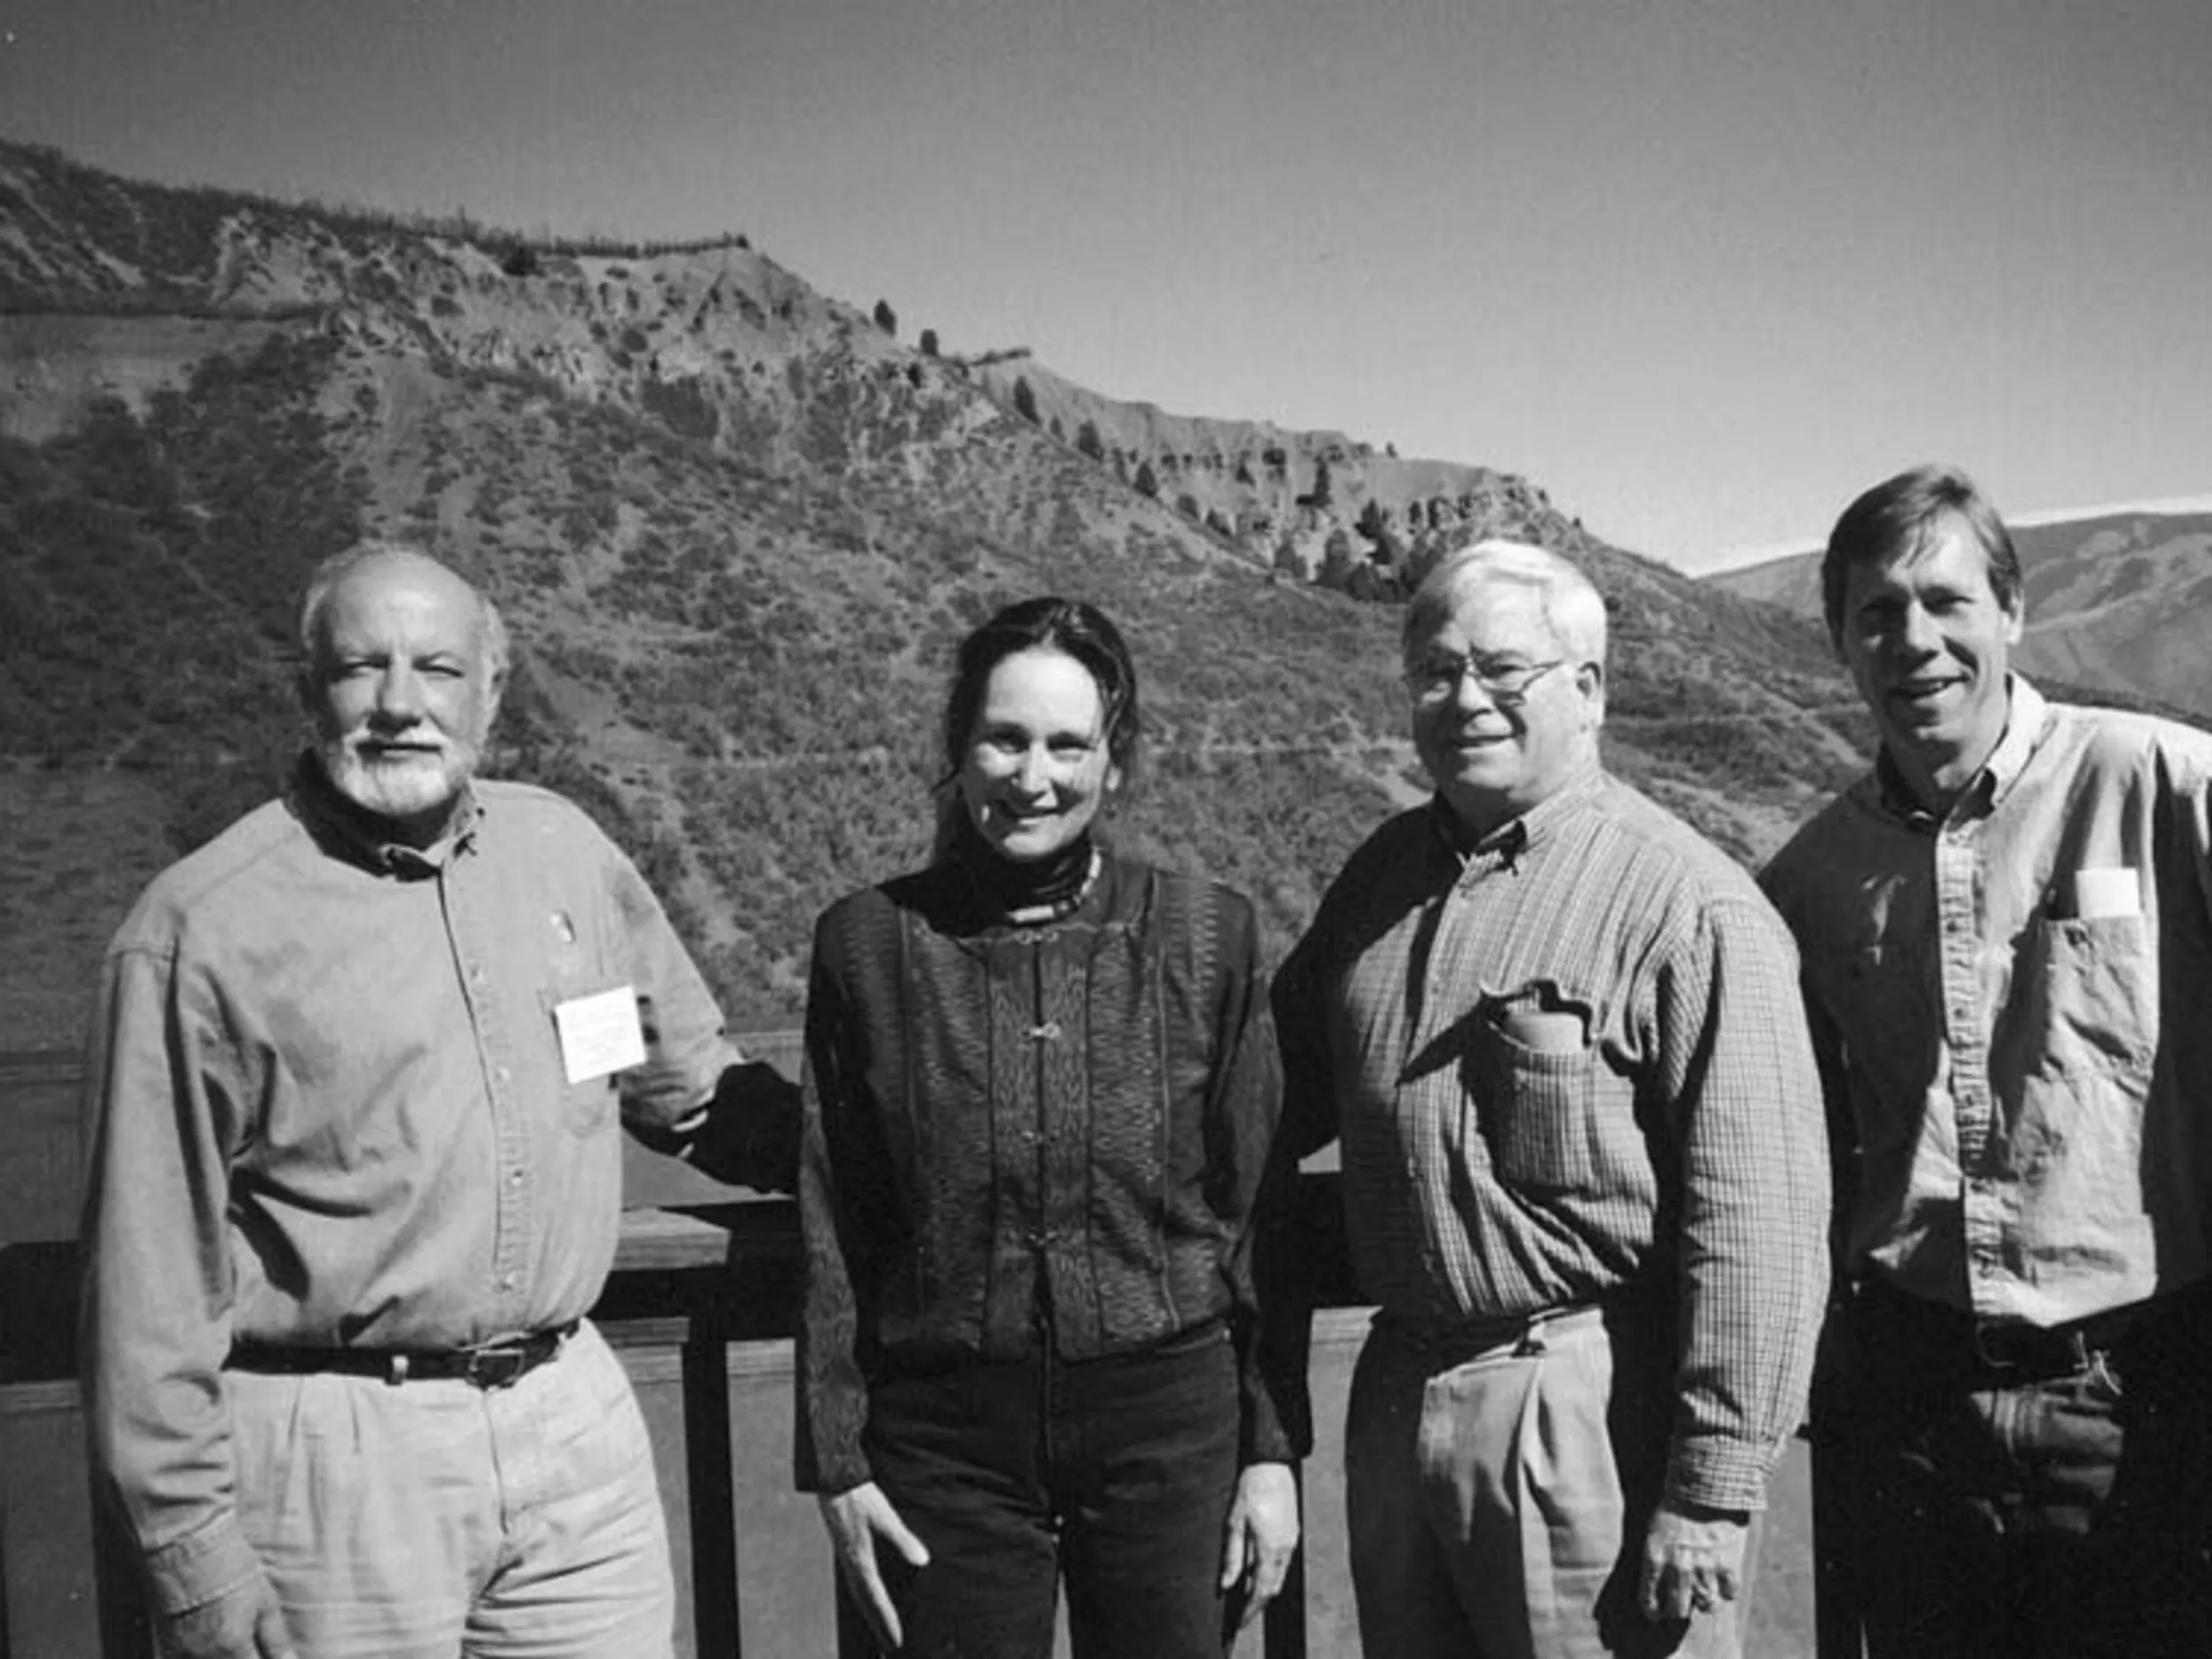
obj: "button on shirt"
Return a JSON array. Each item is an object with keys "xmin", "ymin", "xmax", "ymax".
[
  {"xmin": 1763, "ymin": 679, "xmax": 2212, "ymax": 1326},
  {"xmin": 1274, "ymin": 772, "xmax": 1829, "ymax": 1510},
  {"xmin": 80, "ymin": 762, "xmax": 738, "ymax": 1617}
]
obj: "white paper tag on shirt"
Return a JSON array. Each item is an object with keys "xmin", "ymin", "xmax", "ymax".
[
  {"xmin": 553, "ymin": 986, "xmax": 646, "ymax": 1085},
  {"xmin": 2071, "ymin": 868, "xmax": 2140, "ymax": 920}
]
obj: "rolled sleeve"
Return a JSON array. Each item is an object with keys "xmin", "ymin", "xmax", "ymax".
[{"xmin": 608, "ymin": 845, "xmax": 738, "ymax": 1136}]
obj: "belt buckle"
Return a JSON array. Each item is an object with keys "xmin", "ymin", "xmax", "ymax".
[
  {"xmin": 461, "ymin": 1339, "xmax": 534, "ymax": 1390},
  {"xmin": 1970, "ymin": 1319, "xmax": 2085, "ymax": 1379},
  {"xmin": 1968, "ymin": 1320, "xmax": 2022, "ymax": 1374}
]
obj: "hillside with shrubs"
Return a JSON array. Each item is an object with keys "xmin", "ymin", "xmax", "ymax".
[
  {"xmin": 3, "ymin": 140, "xmax": 1871, "ymax": 1045},
  {"xmin": 1711, "ymin": 505, "xmax": 2212, "ymax": 723}
]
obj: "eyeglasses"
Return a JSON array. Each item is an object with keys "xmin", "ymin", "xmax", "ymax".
[{"xmin": 1402, "ymin": 655, "xmax": 1568, "ymax": 708}]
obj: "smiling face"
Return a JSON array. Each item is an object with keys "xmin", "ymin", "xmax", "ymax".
[
  {"xmin": 1408, "ymin": 578, "xmax": 1601, "ymax": 839},
  {"xmin": 1835, "ymin": 510, "xmax": 2022, "ymax": 807},
  {"xmin": 957, "ymin": 646, "xmax": 1119, "ymax": 863},
  {"xmin": 304, "ymin": 553, "xmax": 502, "ymax": 843}
]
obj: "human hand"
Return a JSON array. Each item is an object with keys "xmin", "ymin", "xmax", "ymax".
[
  {"xmin": 159, "ymin": 1572, "xmax": 295, "ymax": 1659},
  {"xmin": 819, "ymin": 1482, "xmax": 931, "ymax": 1652},
  {"xmin": 1218, "ymin": 1460, "xmax": 1300, "ymax": 1628},
  {"xmin": 1637, "ymin": 1497, "xmax": 1749, "ymax": 1624}
]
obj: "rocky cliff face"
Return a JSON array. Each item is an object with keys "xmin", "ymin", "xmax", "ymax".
[{"xmin": 1, "ymin": 139, "xmax": 1866, "ymax": 1048}]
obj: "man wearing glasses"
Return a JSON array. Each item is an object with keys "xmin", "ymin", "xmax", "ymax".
[{"xmin": 1274, "ymin": 541, "xmax": 1828, "ymax": 1657}]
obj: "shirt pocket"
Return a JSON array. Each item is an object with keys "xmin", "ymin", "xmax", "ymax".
[
  {"xmin": 537, "ymin": 978, "xmax": 629, "ymax": 1137},
  {"xmin": 2015, "ymin": 914, "xmax": 2154, "ymax": 1079},
  {"xmin": 1465, "ymin": 1012, "xmax": 1605, "ymax": 1196}
]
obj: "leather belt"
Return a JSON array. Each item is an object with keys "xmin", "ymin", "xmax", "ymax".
[
  {"xmin": 1380, "ymin": 1298, "xmax": 1610, "ymax": 1363},
  {"xmin": 228, "ymin": 1320, "xmax": 580, "ymax": 1390},
  {"xmin": 1858, "ymin": 1278, "xmax": 2151, "ymax": 1382}
]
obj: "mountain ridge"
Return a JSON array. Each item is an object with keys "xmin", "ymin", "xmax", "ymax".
[
  {"xmin": 4, "ymin": 138, "xmax": 1871, "ymax": 1048},
  {"xmin": 1705, "ymin": 504, "xmax": 2212, "ymax": 720}
]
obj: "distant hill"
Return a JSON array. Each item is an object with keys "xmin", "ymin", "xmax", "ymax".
[
  {"xmin": 2, "ymin": 139, "xmax": 1873, "ymax": 1048},
  {"xmin": 1708, "ymin": 504, "xmax": 2212, "ymax": 719}
]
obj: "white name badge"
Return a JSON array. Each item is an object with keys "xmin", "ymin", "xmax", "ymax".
[
  {"xmin": 553, "ymin": 985, "xmax": 647, "ymax": 1085},
  {"xmin": 2070, "ymin": 867, "xmax": 2141, "ymax": 921}
]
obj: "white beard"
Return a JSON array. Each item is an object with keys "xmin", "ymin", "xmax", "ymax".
[{"xmin": 318, "ymin": 742, "xmax": 474, "ymax": 827}]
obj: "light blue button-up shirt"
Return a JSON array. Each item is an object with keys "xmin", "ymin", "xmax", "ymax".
[
  {"xmin": 1764, "ymin": 679, "xmax": 2212, "ymax": 1326},
  {"xmin": 80, "ymin": 761, "xmax": 741, "ymax": 1616}
]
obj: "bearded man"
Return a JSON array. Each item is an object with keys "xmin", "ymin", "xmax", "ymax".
[{"xmin": 80, "ymin": 541, "xmax": 793, "ymax": 1659}]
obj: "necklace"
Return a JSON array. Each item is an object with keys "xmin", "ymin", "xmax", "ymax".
[{"xmin": 997, "ymin": 845, "xmax": 1103, "ymax": 926}]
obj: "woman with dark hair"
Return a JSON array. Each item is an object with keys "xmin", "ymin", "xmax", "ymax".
[{"xmin": 796, "ymin": 596, "xmax": 1303, "ymax": 1657}]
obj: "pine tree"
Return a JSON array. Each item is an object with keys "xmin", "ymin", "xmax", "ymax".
[
  {"xmin": 1012, "ymin": 377, "xmax": 1040, "ymax": 424},
  {"xmin": 1318, "ymin": 528, "xmax": 1357, "ymax": 589},
  {"xmin": 872, "ymin": 299, "xmax": 897, "ymax": 336}
]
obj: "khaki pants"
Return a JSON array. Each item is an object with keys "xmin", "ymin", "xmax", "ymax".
[
  {"xmin": 228, "ymin": 1320, "xmax": 674, "ymax": 1659},
  {"xmin": 1344, "ymin": 1305, "xmax": 1755, "ymax": 1659}
]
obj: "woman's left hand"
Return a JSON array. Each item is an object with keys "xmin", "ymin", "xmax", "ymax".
[{"xmin": 1218, "ymin": 1460, "xmax": 1301, "ymax": 1627}]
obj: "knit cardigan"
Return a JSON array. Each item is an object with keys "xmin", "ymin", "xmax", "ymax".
[{"xmin": 794, "ymin": 850, "xmax": 1305, "ymax": 1492}]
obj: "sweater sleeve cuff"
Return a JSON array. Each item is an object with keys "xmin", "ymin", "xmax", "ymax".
[
  {"xmin": 143, "ymin": 1512, "xmax": 263, "ymax": 1616},
  {"xmin": 795, "ymin": 1443, "xmax": 873, "ymax": 1497}
]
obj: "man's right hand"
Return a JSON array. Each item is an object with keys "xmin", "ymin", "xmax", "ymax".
[
  {"xmin": 160, "ymin": 1573, "xmax": 295, "ymax": 1659},
  {"xmin": 819, "ymin": 1482, "xmax": 931, "ymax": 1652}
]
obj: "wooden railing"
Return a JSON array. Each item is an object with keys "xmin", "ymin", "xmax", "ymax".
[{"xmin": 0, "ymin": 1052, "xmax": 1852, "ymax": 1658}]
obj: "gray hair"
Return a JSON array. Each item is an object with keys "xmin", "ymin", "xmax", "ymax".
[
  {"xmin": 297, "ymin": 539, "xmax": 510, "ymax": 685},
  {"xmin": 1403, "ymin": 540, "xmax": 1608, "ymax": 666}
]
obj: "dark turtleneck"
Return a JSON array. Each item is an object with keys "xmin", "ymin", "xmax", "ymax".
[{"xmin": 948, "ymin": 811, "xmax": 1099, "ymax": 924}]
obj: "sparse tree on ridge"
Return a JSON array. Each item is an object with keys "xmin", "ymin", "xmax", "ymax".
[
  {"xmin": 919, "ymin": 328, "xmax": 939, "ymax": 357},
  {"xmin": 1075, "ymin": 419, "xmax": 1104, "ymax": 461},
  {"xmin": 873, "ymin": 299, "xmax": 898, "ymax": 336},
  {"xmin": 1012, "ymin": 376, "xmax": 1040, "ymax": 424},
  {"xmin": 1133, "ymin": 458, "xmax": 1159, "ymax": 498},
  {"xmin": 1318, "ymin": 527, "xmax": 1357, "ymax": 589}
]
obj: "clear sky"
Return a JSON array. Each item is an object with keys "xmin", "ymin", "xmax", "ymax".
[{"xmin": 4, "ymin": 0, "xmax": 2208, "ymax": 572}]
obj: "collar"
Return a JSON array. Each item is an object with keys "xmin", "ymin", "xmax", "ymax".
[
  {"xmin": 286, "ymin": 752, "xmax": 482, "ymax": 876},
  {"xmin": 1429, "ymin": 764, "xmax": 1605, "ymax": 874},
  {"xmin": 1873, "ymin": 676, "xmax": 2050, "ymax": 827}
]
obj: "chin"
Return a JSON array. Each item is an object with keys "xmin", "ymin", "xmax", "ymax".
[
  {"xmin": 1429, "ymin": 758, "xmax": 1515, "ymax": 795},
  {"xmin": 989, "ymin": 830, "xmax": 1070, "ymax": 863},
  {"xmin": 324, "ymin": 748, "xmax": 469, "ymax": 823}
]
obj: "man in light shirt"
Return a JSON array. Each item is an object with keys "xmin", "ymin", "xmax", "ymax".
[
  {"xmin": 81, "ymin": 541, "xmax": 795, "ymax": 1659},
  {"xmin": 1764, "ymin": 464, "xmax": 2212, "ymax": 1657},
  {"xmin": 1277, "ymin": 540, "xmax": 1828, "ymax": 1658}
]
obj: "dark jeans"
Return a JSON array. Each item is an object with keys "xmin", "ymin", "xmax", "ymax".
[
  {"xmin": 861, "ymin": 1320, "xmax": 1242, "ymax": 1659},
  {"xmin": 1841, "ymin": 1278, "xmax": 2212, "ymax": 1659}
]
